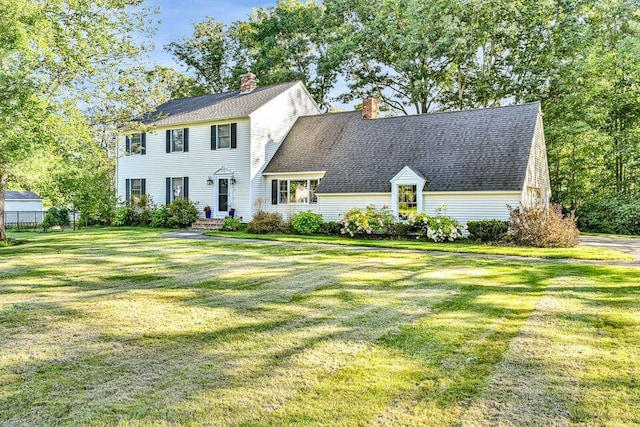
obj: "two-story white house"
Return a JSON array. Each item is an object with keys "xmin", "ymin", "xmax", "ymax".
[
  {"xmin": 117, "ymin": 75, "xmax": 551, "ymax": 224},
  {"xmin": 116, "ymin": 74, "xmax": 320, "ymax": 220}
]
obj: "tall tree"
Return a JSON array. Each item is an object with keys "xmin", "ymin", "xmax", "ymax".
[
  {"xmin": 543, "ymin": 0, "xmax": 640, "ymax": 207},
  {"xmin": 0, "ymin": 0, "xmax": 153, "ymax": 240},
  {"xmin": 166, "ymin": 1, "xmax": 344, "ymax": 109},
  {"xmin": 232, "ymin": 0, "xmax": 342, "ymax": 109},
  {"xmin": 165, "ymin": 18, "xmax": 241, "ymax": 93}
]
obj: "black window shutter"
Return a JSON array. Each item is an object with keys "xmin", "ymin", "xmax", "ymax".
[
  {"xmin": 141, "ymin": 133, "xmax": 146, "ymax": 155},
  {"xmin": 141, "ymin": 179, "xmax": 146, "ymax": 195},
  {"xmin": 166, "ymin": 178, "xmax": 171, "ymax": 205},
  {"xmin": 183, "ymin": 128, "xmax": 189, "ymax": 152},
  {"xmin": 210, "ymin": 125, "xmax": 216, "ymax": 150},
  {"xmin": 125, "ymin": 179, "xmax": 131, "ymax": 205},
  {"xmin": 271, "ymin": 180, "xmax": 278, "ymax": 205},
  {"xmin": 166, "ymin": 130, "xmax": 171, "ymax": 153},
  {"xmin": 125, "ymin": 136, "xmax": 130, "ymax": 155},
  {"xmin": 231, "ymin": 123, "xmax": 237, "ymax": 149},
  {"xmin": 183, "ymin": 177, "xmax": 189, "ymax": 200}
]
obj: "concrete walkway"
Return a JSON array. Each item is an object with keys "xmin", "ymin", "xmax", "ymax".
[
  {"xmin": 579, "ymin": 235, "xmax": 640, "ymax": 259},
  {"xmin": 161, "ymin": 230, "xmax": 640, "ymax": 268}
]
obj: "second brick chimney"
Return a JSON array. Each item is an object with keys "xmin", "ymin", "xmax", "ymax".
[
  {"xmin": 240, "ymin": 73, "xmax": 257, "ymax": 93},
  {"xmin": 362, "ymin": 97, "xmax": 380, "ymax": 119}
]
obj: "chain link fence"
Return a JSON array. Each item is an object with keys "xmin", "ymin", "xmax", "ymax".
[{"xmin": 3, "ymin": 210, "xmax": 77, "ymax": 231}]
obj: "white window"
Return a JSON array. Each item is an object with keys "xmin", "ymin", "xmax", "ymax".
[
  {"xmin": 172, "ymin": 177, "xmax": 184, "ymax": 201},
  {"xmin": 217, "ymin": 124, "xmax": 231, "ymax": 149},
  {"xmin": 310, "ymin": 179, "xmax": 318, "ymax": 203},
  {"xmin": 279, "ymin": 180, "xmax": 289, "ymax": 204},
  {"xmin": 127, "ymin": 178, "xmax": 145, "ymax": 204},
  {"xmin": 171, "ymin": 129, "xmax": 184, "ymax": 152},
  {"xmin": 131, "ymin": 179, "xmax": 143, "ymax": 199},
  {"xmin": 528, "ymin": 187, "xmax": 541, "ymax": 200},
  {"xmin": 277, "ymin": 179, "xmax": 319, "ymax": 204},
  {"xmin": 290, "ymin": 180, "xmax": 308, "ymax": 204},
  {"xmin": 130, "ymin": 133, "xmax": 142, "ymax": 154},
  {"xmin": 398, "ymin": 184, "xmax": 418, "ymax": 218}
]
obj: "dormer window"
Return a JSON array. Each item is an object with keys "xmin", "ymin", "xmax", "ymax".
[
  {"xmin": 398, "ymin": 185, "xmax": 418, "ymax": 218},
  {"xmin": 390, "ymin": 166, "xmax": 426, "ymax": 219}
]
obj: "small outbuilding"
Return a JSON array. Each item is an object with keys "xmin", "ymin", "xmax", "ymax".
[{"xmin": 4, "ymin": 191, "xmax": 45, "ymax": 226}]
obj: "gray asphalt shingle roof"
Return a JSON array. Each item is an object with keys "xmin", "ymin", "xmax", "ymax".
[
  {"xmin": 140, "ymin": 81, "xmax": 300, "ymax": 126},
  {"xmin": 264, "ymin": 102, "xmax": 540, "ymax": 194},
  {"xmin": 5, "ymin": 191, "xmax": 42, "ymax": 200}
]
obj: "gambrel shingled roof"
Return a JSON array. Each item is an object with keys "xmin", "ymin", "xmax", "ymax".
[
  {"xmin": 139, "ymin": 81, "xmax": 300, "ymax": 126},
  {"xmin": 264, "ymin": 102, "xmax": 541, "ymax": 194}
]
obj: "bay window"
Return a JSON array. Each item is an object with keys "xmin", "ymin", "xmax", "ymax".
[{"xmin": 273, "ymin": 179, "xmax": 320, "ymax": 204}]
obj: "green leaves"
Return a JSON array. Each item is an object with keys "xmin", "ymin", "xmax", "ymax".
[{"xmin": 0, "ymin": 0, "xmax": 157, "ymax": 239}]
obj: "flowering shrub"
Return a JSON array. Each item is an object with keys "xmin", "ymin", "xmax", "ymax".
[
  {"xmin": 405, "ymin": 211, "xmax": 464, "ymax": 242},
  {"xmin": 507, "ymin": 204, "xmax": 579, "ymax": 247},
  {"xmin": 406, "ymin": 212, "xmax": 429, "ymax": 231},
  {"xmin": 339, "ymin": 205, "xmax": 395, "ymax": 237},
  {"xmin": 424, "ymin": 215, "xmax": 464, "ymax": 242}
]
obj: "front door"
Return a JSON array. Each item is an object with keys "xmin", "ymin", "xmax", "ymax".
[{"xmin": 216, "ymin": 178, "xmax": 229, "ymax": 216}]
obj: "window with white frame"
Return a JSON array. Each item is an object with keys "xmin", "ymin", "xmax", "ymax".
[
  {"xmin": 131, "ymin": 179, "xmax": 143, "ymax": 199},
  {"xmin": 398, "ymin": 184, "xmax": 418, "ymax": 218},
  {"xmin": 279, "ymin": 180, "xmax": 289, "ymax": 204},
  {"xmin": 171, "ymin": 129, "xmax": 184, "ymax": 152},
  {"xmin": 276, "ymin": 179, "xmax": 319, "ymax": 204},
  {"xmin": 217, "ymin": 124, "xmax": 231, "ymax": 149},
  {"xmin": 126, "ymin": 178, "xmax": 145, "ymax": 204},
  {"xmin": 310, "ymin": 179, "xmax": 318, "ymax": 203},
  {"xmin": 172, "ymin": 177, "xmax": 184, "ymax": 201},
  {"xmin": 527, "ymin": 187, "xmax": 542, "ymax": 204},
  {"xmin": 130, "ymin": 133, "xmax": 142, "ymax": 154}
]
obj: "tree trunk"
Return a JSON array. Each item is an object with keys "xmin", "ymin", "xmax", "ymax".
[{"xmin": 0, "ymin": 171, "xmax": 7, "ymax": 241}]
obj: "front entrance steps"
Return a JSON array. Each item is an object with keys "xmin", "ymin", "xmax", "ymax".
[{"xmin": 190, "ymin": 218, "xmax": 225, "ymax": 231}]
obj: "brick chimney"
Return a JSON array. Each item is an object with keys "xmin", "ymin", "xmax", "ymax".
[
  {"xmin": 240, "ymin": 73, "xmax": 257, "ymax": 93},
  {"xmin": 362, "ymin": 97, "xmax": 379, "ymax": 119}
]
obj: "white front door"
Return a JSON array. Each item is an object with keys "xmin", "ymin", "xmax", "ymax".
[{"xmin": 215, "ymin": 178, "xmax": 230, "ymax": 217}]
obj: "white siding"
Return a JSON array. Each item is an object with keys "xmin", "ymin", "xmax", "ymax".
[
  {"xmin": 4, "ymin": 200, "xmax": 44, "ymax": 225},
  {"xmin": 5, "ymin": 199, "xmax": 43, "ymax": 212},
  {"xmin": 317, "ymin": 194, "xmax": 392, "ymax": 221},
  {"xmin": 117, "ymin": 118, "xmax": 252, "ymax": 219},
  {"xmin": 249, "ymin": 82, "xmax": 321, "ymax": 217},
  {"xmin": 315, "ymin": 192, "xmax": 520, "ymax": 223},
  {"xmin": 423, "ymin": 192, "xmax": 521, "ymax": 224},
  {"xmin": 521, "ymin": 110, "xmax": 552, "ymax": 206}
]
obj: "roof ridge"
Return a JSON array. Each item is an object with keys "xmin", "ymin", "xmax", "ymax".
[
  {"xmin": 162, "ymin": 80, "xmax": 300, "ymax": 103},
  {"xmin": 139, "ymin": 81, "xmax": 303, "ymax": 126},
  {"xmin": 297, "ymin": 102, "xmax": 540, "ymax": 122},
  {"xmin": 360, "ymin": 101, "xmax": 541, "ymax": 122}
]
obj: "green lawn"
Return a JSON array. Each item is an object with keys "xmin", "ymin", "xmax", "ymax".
[
  {"xmin": 1, "ymin": 228, "xmax": 639, "ymax": 426},
  {"xmin": 205, "ymin": 230, "xmax": 633, "ymax": 261}
]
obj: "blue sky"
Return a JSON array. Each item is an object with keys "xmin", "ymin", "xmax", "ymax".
[
  {"xmin": 145, "ymin": 0, "xmax": 352, "ymax": 109},
  {"xmin": 146, "ymin": 0, "xmax": 272, "ymax": 68}
]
